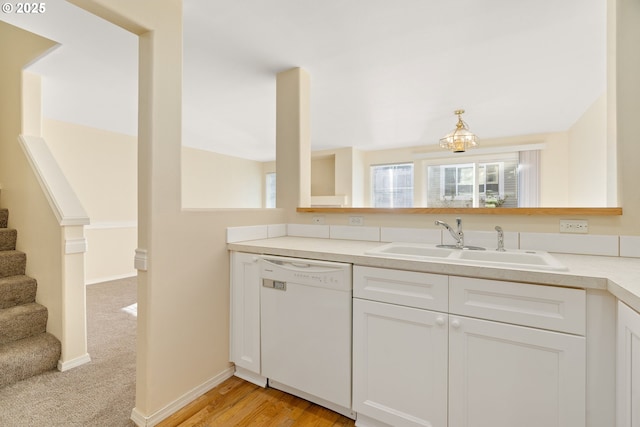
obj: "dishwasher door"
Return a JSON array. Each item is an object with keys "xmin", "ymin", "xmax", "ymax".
[{"xmin": 260, "ymin": 256, "xmax": 352, "ymax": 412}]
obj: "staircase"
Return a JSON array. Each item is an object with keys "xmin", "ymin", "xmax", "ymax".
[{"xmin": 0, "ymin": 207, "xmax": 61, "ymax": 388}]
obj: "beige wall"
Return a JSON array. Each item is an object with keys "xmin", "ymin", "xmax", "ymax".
[
  {"xmin": 568, "ymin": 93, "xmax": 608, "ymax": 206},
  {"xmin": 311, "ymin": 147, "xmax": 362, "ymax": 207},
  {"xmin": 43, "ymin": 119, "xmax": 137, "ymax": 221},
  {"xmin": 43, "ymin": 119, "xmax": 137, "ymax": 283},
  {"xmin": 614, "ymin": 0, "xmax": 640, "ymax": 234},
  {"xmin": 311, "ymin": 155, "xmax": 335, "ymax": 196},
  {"xmin": 45, "ymin": 120, "xmax": 273, "ymax": 283},
  {"xmin": 0, "ymin": 22, "xmax": 68, "ymax": 349},
  {"xmin": 68, "ymin": 0, "xmax": 286, "ymax": 421},
  {"xmin": 182, "ymin": 146, "xmax": 265, "ymax": 208}
]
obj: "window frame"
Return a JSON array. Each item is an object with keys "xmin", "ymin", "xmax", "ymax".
[{"xmin": 370, "ymin": 162, "xmax": 415, "ymax": 208}]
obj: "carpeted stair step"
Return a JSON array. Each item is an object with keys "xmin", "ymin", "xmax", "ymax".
[
  {"xmin": 0, "ymin": 208, "xmax": 7, "ymax": 228},
  {"xmin": 0, "ymin": 250, "xmax": 26, "ymax": 278},
  {"xmin": 0, "ymin": 302, "xmax": 48, "ymax": 345},
  {"xmin": 0, "ymin": 275, "xmax": 37, "ymax": 309},
  {"xmin": 0, "ymin": 332, "xmax": 61, "ymax": 389},
  {"xmin": 0, "ymin": 228, "xmax": 17, "ymax": 251}
]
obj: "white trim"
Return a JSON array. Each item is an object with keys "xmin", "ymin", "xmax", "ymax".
[
  {"xmin": 234, "ymin": 366, "xmax": 267, "ymax": 387},
  {"xmin": 85, "ymin": 221, "xmax": 137, "ymax": 230},
  {"xmin": 414, "ymin": 143, "xmax": 546, "ymax": 160},
  {"xmin": 65, "ymin": 237, "xmax": 88, "ymax": 254},
  {"xmin": 355, "ymin": 413, "xmax": 394, "ymax": 427},
  {"xmin": 134, "ymin": 248, "xmax": 148, "ymax": 271},
  {"xmin": 86, "ymin": 272, "xmax": 137, "ymax": 285},
  {"xmin": 130, "ymin": 367, "xmax": 234, "ymax": 427},
  {"xmin": 57, "ymin": 353, "xmax": 91, "ymax": 372},
  {"xmin": 18, "ymin": 135, "xmax": 90, "ymax": 226},
  {"xmin": 269, "ymin": 379, "xmax": 356, "ymax": 419}
]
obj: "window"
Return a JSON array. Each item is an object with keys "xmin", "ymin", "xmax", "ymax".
[
  {"xmin": 265, "ymin": 172, "xmax": 276, "ymax": 208},
  {"xmin": 371, "ymin": 163, "xmax": 414, "ymax": 207},
  {"xmin": 426, "ymin": 155, "xmax": 519, "ymax": 207}
]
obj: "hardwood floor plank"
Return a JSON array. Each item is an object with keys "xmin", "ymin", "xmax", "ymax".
[
  {"xmin": 159, "ymin": 376, "xmax": 355, "ymax": 427},
  {"xmin": 290, "ymin": 403, "xmax": 342, "ymax": 427},
  {"xmin": 160, "ymin": 377, "xmax": 258, "ymax": 427},
  {"xmin": 260, "ymin": 390, "xmax": 313, "ymax": 427}
]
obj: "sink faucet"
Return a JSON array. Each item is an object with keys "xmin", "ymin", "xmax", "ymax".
[
  {"xmin": 495, "ymin": 226, "xmax": 506, "ymax": 251},
  {"xmin": 435, "ymin": 218, "xmax": 464, "ymax": 249}
]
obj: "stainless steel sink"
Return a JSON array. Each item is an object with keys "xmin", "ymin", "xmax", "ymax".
[{"xmin": 365, "ymin": 242, "xmax": 568, "ymax": 271}]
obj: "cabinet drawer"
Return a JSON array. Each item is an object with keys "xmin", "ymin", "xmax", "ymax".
[
  {"xmin": 449, "ymin": 276, "xmax": 585, "ymax": 335},
  {"xmin": 354, "ymin": 266, "xmax": 448, "ymax": 311}
]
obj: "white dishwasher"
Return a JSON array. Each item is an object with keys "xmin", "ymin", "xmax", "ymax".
[{"xmin": 260, "ymin": 255, "xmax": 354, "ymax": 418}]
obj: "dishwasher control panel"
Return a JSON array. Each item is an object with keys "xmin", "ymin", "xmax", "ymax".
[
  {"xmin": 262, "ymin": 278, "xmax": 286, "ymax": 291},
  {"xmin": 260, "ymin": 256, "xmax": 352, "ymax": 291}
]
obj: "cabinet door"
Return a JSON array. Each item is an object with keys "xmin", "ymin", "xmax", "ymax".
[
  {"xmin": 352, "ymin": 298, "xmax": 448, "ymax": 427},
  {"xmin": 617, "ymin": 301, "xmax": 640, "ymax": 427},
  {"xmin": 229, "ymin": 252, "xmax": 261, "ymax": 373},
  {"xmin": 448, "ymin": 315, "xmax": 585, "ymax": 427}
]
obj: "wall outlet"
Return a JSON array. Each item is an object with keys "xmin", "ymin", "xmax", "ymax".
[
  {"xmin": 349, "ymin": 216, "xmax": 364, "ymax": 226},
  {"xmin": 559, "ymin": 219, "xmax": 588, "ymax": 234},
  {"xmin": 312, "ymin": 216, "xmax": 325, "ymax": 225}
]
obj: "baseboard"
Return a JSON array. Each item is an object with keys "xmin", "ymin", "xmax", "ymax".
[
  {"xmin": 234, "ymin": 366, "xmax": 267, "ymax": 387},
  {"xmin": 57, "ymin": 353, "xmax": 91, "ymax": 372},
  {"xmin": 130, "ymin": 366, "xmax": 235, "ymax": 427},
  {"xmin": 355, "ymin": 413, "xmax": 393, "ymax": 427},
  {"xmin": 86, "ymin": 272, "xmax": 137, "ymax": 286},
  {"xmin": 268, "ymin": 379, "xmax": 356, "ymax": 420}
]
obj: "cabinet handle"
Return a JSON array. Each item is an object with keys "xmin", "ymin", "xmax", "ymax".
[
  {"xmin": 451, "ymin": 319, "xmax": 461, "ymax": 329},
  {"xmin": 436, "ymin": 316, "xmax": 446, "ymax": 326}
]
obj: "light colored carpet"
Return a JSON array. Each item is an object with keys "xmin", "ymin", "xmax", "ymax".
[{"xmin": 0, "ymin": 276, "xmax": 137, "ymax": 427}]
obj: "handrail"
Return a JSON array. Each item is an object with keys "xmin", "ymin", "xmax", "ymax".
[{"xmin": 18, "ymin": 135, "xmax": 90, "ymax": 226}]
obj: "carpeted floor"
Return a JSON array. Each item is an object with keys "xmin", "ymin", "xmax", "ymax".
[{"xmin": 0, "ymin": 276, "xmax": 137, "ymax": 427}]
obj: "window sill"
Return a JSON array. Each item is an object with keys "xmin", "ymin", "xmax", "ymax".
[{"xmin": 296, "ymin": 207, "xmax": 623, "ymax": 216}]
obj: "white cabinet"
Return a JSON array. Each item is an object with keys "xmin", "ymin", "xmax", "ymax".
[
  {"xmin": 352, "ymin": 266, "xmax": 587, "ymax": 427},
  {"xmin": 617, "ymin": 301, "xmax": 640, "ymax": 427},
  {"xmin": 229, "ymin": 251, "xmax": 265, "ymax": 386},
  {"xmin": 449, "ymin": 276, "xmax": 586, "ymax": 427},
  {"xmin": 448, "ymin": 315, "xmax": 585, "ymax": 427},
  {"xmin": 353, "ymin": 298, "xmax": 448, "ymax": 427}
]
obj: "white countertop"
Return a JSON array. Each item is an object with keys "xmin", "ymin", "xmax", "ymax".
[{"xmin": 228, "ymin": 236, "xmax": 640, "ymax": 313}]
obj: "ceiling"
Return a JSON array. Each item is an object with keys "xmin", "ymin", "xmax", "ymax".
[{"xmin": 3, "ymin": 0, "xmax": 606, "ymax": 162}]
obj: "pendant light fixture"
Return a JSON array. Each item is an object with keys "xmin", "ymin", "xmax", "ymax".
[{"xmin": 439, "ymin": 109, "xmax": 478, "ymax": 153}]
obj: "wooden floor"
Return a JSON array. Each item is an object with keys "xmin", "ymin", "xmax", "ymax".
[{"xmin": 157, "ymin": 376, "xmax": 356, "ymax": 427}]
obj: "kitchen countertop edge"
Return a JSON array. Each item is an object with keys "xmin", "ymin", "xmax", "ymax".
[{"xmin": 228, "ymin": 236, "xmax": 640, "ymax": 313}]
